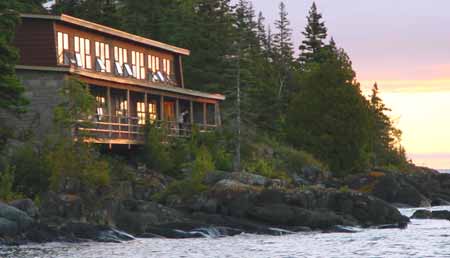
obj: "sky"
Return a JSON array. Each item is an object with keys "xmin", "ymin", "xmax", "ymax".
[{"xmin": 249, "ymin": 0, "xmax": 450, "ymax": 169}]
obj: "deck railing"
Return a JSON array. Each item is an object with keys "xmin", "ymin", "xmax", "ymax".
[{"xmin": 75, "ymin": 115, "xmax": 217, "ymax": 144}]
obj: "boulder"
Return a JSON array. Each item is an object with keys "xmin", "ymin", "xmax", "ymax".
[
  {"xmin": 204, "ymin": 171, "xmax": 268, "ymax": 187},
  {"xmin": 372, "ymin": 175, "xmax": 431, "ymax": 207},
  {"xmin": 9, "ymin": 199, "xmax": 39, "ymax": 218},
  {"xmin": 229, "ymin": 172, "xmax": 268, "ymax": 186},
  {"xmin": 114, "ymin": 200, "xmax": 188, "ymax": 235},
  {"xmin": 96, "ymin": 228, "xmax": 134, "ymax": 242},
  {"xmin": 411, "ymin": 210, "xmax": 432, "ymax": 219},
  {"xmin": 247, "ymin": 203, "xmax": 347, "ymax": 229},
  {"xmin": 212, "ymin": 179, "xmax": 259, "ymax": 196},
  {"xmin": 40, "ymin": 192, "xmax": 83, "ymax": 219},
  {"xmin": 0, "ymin": 217, "xmax": 18, "ymax": 236},
  {"xmin": 0, "ymin": 202, "xmax": 34, "ymax": 233}
]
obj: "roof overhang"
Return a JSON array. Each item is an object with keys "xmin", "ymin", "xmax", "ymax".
[
  {"xmin": 20, "ymin": 13, "xmax": 190, "ymax": 56},
  {"xmin": 16, "ymin": 65, "xmax": 225, "ymax": 101}
]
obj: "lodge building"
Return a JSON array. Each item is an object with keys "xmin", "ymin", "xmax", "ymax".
[{"xmin": 9, "ymin": 14, "xmax": 225, "ymax": 145}]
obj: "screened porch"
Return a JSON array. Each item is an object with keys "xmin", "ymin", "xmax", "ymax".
[{"xmin": 76, "ymin": 85, "xmax": 221, "ymax": 145}]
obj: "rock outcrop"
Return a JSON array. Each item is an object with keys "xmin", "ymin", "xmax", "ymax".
[{"xmin": 0, "ymin": 202, "xmax": 34, "ymax": 237}]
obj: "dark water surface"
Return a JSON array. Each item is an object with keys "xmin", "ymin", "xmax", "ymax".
[{"xmin": 1, "ymin": 207, "xmax": 450, "ymax": 258}]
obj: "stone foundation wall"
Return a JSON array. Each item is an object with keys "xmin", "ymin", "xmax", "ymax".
[{"xmin": 0, "ymin": 69, "xmax": 67, "ymax": 139}]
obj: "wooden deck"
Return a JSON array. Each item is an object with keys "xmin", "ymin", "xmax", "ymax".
[{"xmin": 75, "ymin": 115, "xmax": 216, "ymax": 145}]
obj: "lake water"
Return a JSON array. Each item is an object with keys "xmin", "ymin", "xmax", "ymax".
[{"xmin": 2, "ymin": 207, "xmax": 450, "ymax": 258}]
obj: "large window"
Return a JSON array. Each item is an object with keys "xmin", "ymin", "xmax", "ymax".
[
  {"xmin": 114, "ymin": 46, "xmax": 128, "ymax": 76},
  {"xmin": 137, "ymin": 102, "xmax": 146, "ymax": 125},
  {"xmin": 95, "ymin": 41, "xmax": 110, "ymax": 72},
  {"xmin": 162, "ymin": 58, "xmax": 172, "ymax": 76},
  {"xmin": 57, "ymin": 32, "xmax": 69, "ymax": 64},
  {"xmin": 137, "ymin": 100, "xmax": 157, "ymax": 125},
  {"xmin": 74, "ymin": 36, "xmax": 91, "ymax": 69},
  {"xmin": 95, "ymin": 95, "xmax": 106, "ymax": 121},
  {"xmin": 131, "ymin": 51, "xmax": 145, "ymax": 80},
  {"xmin": 148, "ymin": 100, "xmax": 157, "ymax": 122}
]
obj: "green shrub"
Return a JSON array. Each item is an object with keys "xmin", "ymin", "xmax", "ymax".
[
  {"xmin": 45, "ymin": 140, "xmax": 110, "ymax": 191},
  {"xmin": 53, "ymin": 78, "xmax": 95, "ymax": 131},
  {"xmin": 157, "ymin": 178, "xmax": 208, "ymax": 201},
  {"xmin": 0, "ymin": 166, "xmax": 23, "ymax": 202},
  {"xmin": 339, "ymin": 185, "xmax": 350, "ymax": 193},
  {"xmin": 191, "ymin": 145, "xmax": 215, "ymax": 183},
  {"xmin": 10, "ymin": 143, "xmax": 50, "ymax": 198},
  {"xmin": 275, "ymin": 145, "xmax": 327, "ymax": 174},
  {"xmin": 141, "ymin": 124, "xmax": 174, "ymax": 174},
  {"xmin": 244, "ymin": 159, "xmax": 276, "ymax": 178}
]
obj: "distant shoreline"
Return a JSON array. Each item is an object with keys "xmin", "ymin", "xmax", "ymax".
[{"xmin": 438, "ymin": 169, "xmax": 450, "ymax": 173}]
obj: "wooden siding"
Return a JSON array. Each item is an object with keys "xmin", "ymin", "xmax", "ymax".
[
  {"xmin": 14, "ymin": 18, "xmax": 56, "ymax": 67},
  {"xmin": 53, "ymin": 22, "xmax": 180, "ymax": 86}
]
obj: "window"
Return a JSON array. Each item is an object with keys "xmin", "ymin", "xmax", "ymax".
[
  {"xmin": 131, "ymin": 51, "xmax": 144, "ymax": 79},
  {"xmin": 95, "ymin": 96, "xmax": 106, "ymax": 121},
  {"xmin": 74, "ymin": 52, "xmax": 82, "ymax": 67},
  {"xmin": 95, "ymin": 41, "xmax": 110, "ymax": 72},
  {"xmin": 162, "ymin": 58, "xmax": 171, "ymax": 76},
  {"xmin": 156, "ymin": 71, "xmax": 165, "ymax": 82},
  {"xmin": 137, "ymin": 102, "xmax": 145, "ymax": 125},
  {"xmin": 114, "ymin": 46, "xmax": 128, "ymax": 76},
  {"xmin": 124, "ymin": 64, "xmax": 133, "ymax": 77},
  {"xmin": 57, "ymin": 32, "xmax": 69, "ymax": 64},
  {"xmin": 73, "ymin": 36, "xmax": 91, "ymax": 69},
  {"xmin": 114, "ymin": 62, "xmax": 123, "ymax": 76},
  {"xmin": 148, "ymin": 100, "xmax": 157, "ymax": 122},
  {"xmin": 137, "ymin": 100, "xmax": 157, "ymax": 125},
  {"xmin": 115, "ymin": 98, "xmax": 127, "ymax": 117}
]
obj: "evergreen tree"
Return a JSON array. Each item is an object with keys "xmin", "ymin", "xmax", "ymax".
[
  {"xmin": 271, "ymin": 1, "xmax": 295, "ymax": 130},
  {"xmin": 368, "ymin": 83, "xmax": 408, "ymax": 168},
  {"xmin": 0, "ymin": 5, "xmax": 28, "ymax": 113},
  {"xmin": 52, "ymin": 0, "xmax": 121, "ymax": 28},
  {"xmin": 273, "ymin": 2, "xmax": 294, "ymax": 69},
  {"xmin": 256, "ymin": 11, "xmax": 267, "ymax": 50},
  {"xmin": 286, "ymin": 45, "xmax": 371, "ymax": 175},
  {"xmin": 298, "ymin": 2, "xmax": 328, "ymax": 66}
]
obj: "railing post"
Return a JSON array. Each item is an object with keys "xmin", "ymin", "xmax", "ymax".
[
  {"xmin": 127, "ymin": 89, "xmax": 131, "ymax": 140},
  {"xmin": 176, "ymin": 98, "xmax": 180, "ymax": 135},
  {"xmin": 107, "ymin": 87, "xmax": 112, "ymax": 143},
  {"xmin": 215, "ymin": 102, "xmax": 221, "ymax": 127},
  {"xmin": 144, "ymin": 92, "xmax": 148, "ymax": 142},
  {"xmin": 160, "ymin": 95, "xmax": 165, "ymax": 130},
  {"xmin": 203, "ymin": 102, "xmax": 207, "ymax": 131}
]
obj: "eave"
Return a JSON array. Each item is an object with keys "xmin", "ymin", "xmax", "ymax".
[
  {"xmin": 16, "ymin": 65, "xmax": 226, "ymax": 101},
  {"xmin": 20, "ymin": 13, "xmax": 191, "ymax": 56}
]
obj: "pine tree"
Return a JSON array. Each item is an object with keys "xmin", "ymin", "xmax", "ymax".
[
  {"xmin": 287, "ymin": 45, "xmax": 371, "ymax": 175},
  {"xmin": 298, "ymin": 2, "xmax": 328, "ymax": 66},
  {"xmin": 368, "ymin": 83, "xmax": 408, "ymax": 168},
  {"xmin": 273, "ymin": 2, "xmax": 294, "ymax": 68},
  {"xmin": 256, "ymin": 12, "xmax": 267, "ymax": 50},
  {"xmin": 52, "ymin": 0, "xmax": 121, "ymax": 28},
  {"xmin": 0, "ymin": 6, "xmax": 28, "ymax": 113},
  {"xmin": 271, "ymin": 1, "xmax": 295, "ymax": 128}
]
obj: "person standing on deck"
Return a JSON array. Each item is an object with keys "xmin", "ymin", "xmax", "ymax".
[{"xmin": 179, "ymin": 110, "xmax": 189, "ymax": 135}]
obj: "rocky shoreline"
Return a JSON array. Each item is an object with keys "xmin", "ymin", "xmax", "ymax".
[{"xmin": 0, "ymin": 168, "xmax": 420, "ymax": 245}]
